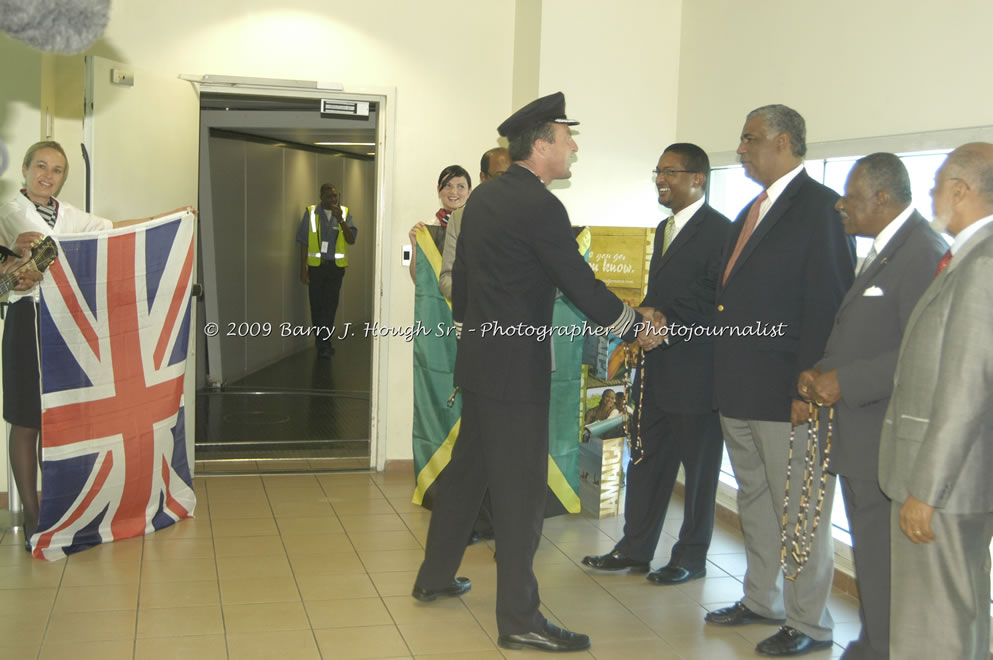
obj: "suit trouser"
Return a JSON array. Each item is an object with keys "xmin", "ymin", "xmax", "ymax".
[
  {"xmin": 307, "ymin": 262, "xmax": 345, "ymax": 347},
  {"xmin": 720, "ymin": 415, "xmax": 835, "ymax": 641},
  {"xmin": 839, "ymin": 475, "xmax": 890, "ymax": 660},
  {"xmin": 616, "ymin": 395, "xmax": 723, "ymax": 569},
  {"xmin": 890, "ymin": 504, "xmax": 993, "ymax": 660},
  {"xmin": 415, "ymin": 390, "xmax": 548, "ymax": 635}
]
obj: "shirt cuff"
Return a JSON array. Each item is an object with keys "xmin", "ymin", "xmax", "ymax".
[{"xmin": 606, "ymin": 304, "xmax": 636, "ymax": 338}]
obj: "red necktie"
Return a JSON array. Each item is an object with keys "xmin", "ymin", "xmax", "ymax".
[
  {"xmin": 935, "ymin": 249, "xmax": 952, "ymax": 277},
  {"xmin": 436, "ymin": 208, "xmax": 451, "ymax": 227},
  {"xmin": 723, "ymin": 190, "xmax": 768, "ymax": 285}
]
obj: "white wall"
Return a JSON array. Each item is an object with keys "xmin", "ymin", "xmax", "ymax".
[
  {"xmin": 537, "ymin": 0, "xmax": 683, "ymax": 230},
  {"xmin": 82, "ymin": 0, "xmax": 518, "ymax": 465},
  {"xmin": 676, "ymin": 0, "xmax": 993, "ymax": 155}
]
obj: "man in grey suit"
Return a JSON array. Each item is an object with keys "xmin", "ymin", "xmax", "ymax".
[
  {"xmin": 879, "ymin": 142, "xmax": 993, "ymax": 660},
  {"xmin": 797, "ymin": 154, "xmax": 946, "ymax": 660}
]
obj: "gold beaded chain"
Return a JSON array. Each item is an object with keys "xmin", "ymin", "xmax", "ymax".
[
  {"xmin": 622, "ymin": 344, "xmax": 646, "ymax": 465},
  {"xmin": 780, "ymin": 402, "xmax": 833, "ymax": 581}
]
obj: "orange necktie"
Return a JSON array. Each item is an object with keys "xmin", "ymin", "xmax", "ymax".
[{"xmin": 723, "ymin": 190, "xmax": 768, "ymax": 285}]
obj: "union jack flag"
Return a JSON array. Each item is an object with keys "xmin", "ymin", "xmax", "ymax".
[{"xmin": 32, "ymin": 214, "xmax": 197, "ymax": 560}]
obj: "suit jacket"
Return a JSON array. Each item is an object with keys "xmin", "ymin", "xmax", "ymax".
[
  {"xmin": 438, "ymin": 206, "xmax": 463, "ymax": 301},
  {"xmin": 879, "ymin": 222, "xmax": 993, "ymax": 513},
  {"xmin": 818, "ymin": 212, "xmax": 947, "ymax": 480},
  {"xmin": 714, "ymin": 170, "xmax": 856, "ymax": 422},
  {"xmin": 640, "ymin": 203, "xmax": 731, "ymax": 414},
  {"xmin": 452, "ymin": 164, "xmax": 637, "ymax": 403}
]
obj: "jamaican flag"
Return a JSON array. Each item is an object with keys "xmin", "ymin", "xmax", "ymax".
[{"xmin": 411, "ymin": 225, "xmax": 589, "ymax": 516}]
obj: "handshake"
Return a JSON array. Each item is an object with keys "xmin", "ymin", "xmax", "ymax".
[{"xmin": 633, "ymin": 306, "xmax": 667, "ymax": 351}]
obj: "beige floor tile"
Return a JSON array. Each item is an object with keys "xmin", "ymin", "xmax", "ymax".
[
  {"xmin": 551, "ymin": 611, "xmax": 658, "ymax": 645},
  {"xmin": 348, "ymin": 530, "xmax": 422, "ymax": 552},
  {"xmin": 38, "ymin": 639, "xmax": 135, "ymax": 660},
  {"xmin": 0, "ymin": 586, "xmax": 57, "ymax": 616},
  {"xmin": 602, "ymin": 581, "xmax": 700, "ymax": 610},
  {"xmin": 587, "ymin": 637, "xmax": 681, "ymax": 659},
  {"xmin": 276, "ymin": 515, "xmax": 345, "ymax": 536},
  {"xmin": 707, "ymin": 551, "xmax": 747, "ymax": 577},
  {"xmin": 0, "ymin": 543, "xmax": 36, "ymax": 567},
  {"xmin": 141, "ymin": 537, "xmax": 216, "ymax": 561},
  {"xmin": 321, "ymin": 483, "xmax": 387, "ymax": 499},
  {"xmin": 415, "ymin": 653, "xmax": 503, "ymax": 659},
  {"xmin": 281, "ymin": 532, "xmax": 354, "ymax": 556},
  {"xmin": 398, "ymin": 619, "xmax": 496, "ymax": 655},
  {"xmin": 532, "ymin": 561, "xmax": 598, "ymax": 588},
  {"xmin": 290, "ymin": 550, "xmax": 366, "ymax": 576},
  {"xmin": 313, "ymin": 624, "xmax": 411, "ymax": 659},
  {"xmin": 662, "ymin": 628, "xmax": 765, "ymax": 660},
  {"xmin": 2, "ymin": 640, "xmax": 42, "ymax": 659},
  {"xmin": 358, "ymin": 548, "xmax": 426, "ymax": 573},
  {"xmin": 45, "ymin": 609, "xmax": 138, "ymax": 642},
  {"xmin": 140, "ymin": 579, "xmax": 221, "ymax": 609},
  {"xmin": 137, "ymin": 603, "xmax": 224, "ymax": 638},
  {"xmin": 211, "ymin": 517, "xmax": 279, "ymax": 538},
  {"xmin": 226, "ymin": 629, "xmax": 322, "ymax": 659},
  {"xmin": 60, "ymin": 560, "xmax": 139, "ymax": 588},
  {"xmin": 368, "ymin": 570, "xmax": 420, "ymax": 598},
  {"xmin": 216, "ymin": 554, "xmax": 293, "ymax": 580},
  {"xmin": 0, "ymin": 561, "xmax": 66, "ymax": 588},
  {"xmin": 140, "ymin": 557, "xmax": 217, "ymax": 583},
  {"xmin": 676, "ymin": 574, "xmax": 746, "ymax": 606},
  {"xmin": 296, "ymin": 572, "xmax": 379, "ymax": 601},
  {"xmin": 208, "ymin": 500, "xmax": 273, "ymax": 519},
  {"xmin": 142, "ymin": 516, "xmax": 212, "ymax": 540},
  {"xmin": 53, "ymin": 583, "xmax": 140, "ymax": 613},
  {"xmin": 305, "ymin": 596, "xmax": 395, "ymax": 628},
  {"xmin": 0, "ymin": 605, "xmax": 49, "ymax": 640},
  {"xmin": 333, "ymin": 499, "xmax": 399, "ymax": 516},
  {"xmin": 269, "ymin": 498, "xmax": 337, "ymax": 518},
  {"xmin": 263, "ymin": 474, "xmax": 322, "ymax": 489},
  {"xmin": 635, "ymin": 601, "xmax": 710, "ymax": 638},
  {"xmin": 220, "ymin": 575, "xmax": 301, "ymax": 604},
  {"xmin": 339, "ymin": 513, "xmax": 408, "ymax": 533},
  {"xmin": 382, "ymin": 593, "xmax": 477, "ymax": 626},
  {"xmin": 134, "ymin": 634, "xmax": 228, "ymax": 660},
  {"xmin": 224, "ymin": 600, "xmax": 311, "ymax": 633},
  {"xmin": 385, "ymin": 498, "xmax": 423, "ymax": 514},
  {"xmin": 63, "ymin": 537, "xmax": 144, "ymax": 564}
]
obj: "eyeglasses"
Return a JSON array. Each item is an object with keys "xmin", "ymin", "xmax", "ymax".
[{"xmin": 653, "ymin": 168, "xmax": 698, "ymax": 178}]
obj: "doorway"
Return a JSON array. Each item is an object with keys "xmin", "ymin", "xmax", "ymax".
[{"xmin": 191, "ymin": 84, "xmax": 385, "ymax": 473}]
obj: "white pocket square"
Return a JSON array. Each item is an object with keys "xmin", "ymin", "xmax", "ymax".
[{"xmin": 863, "ymin": 286, "xmax": 884, "ymax": 297}]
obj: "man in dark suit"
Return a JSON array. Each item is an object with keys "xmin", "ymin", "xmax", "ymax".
[
  {"xmin": 797, "ymin": 153, "xmax": 946, "ymax": 660},
  {"xmin": 582, "ymin": 143, "xmax": 731, "ymax": 585},
  {"xmin": 879, "ymin": 143, "xmax": 993, "ymax": 660},
  {"xmin": 411, "ymin": 92, "xmax": 662, "ymax": 653},
  {"xmin": 705, "ymin": 105, "xmax": 855, "ymax": 657}
]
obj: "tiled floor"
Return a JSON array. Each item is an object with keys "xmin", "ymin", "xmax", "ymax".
[{"xmin": 0, "ymin": 471, "xmax": 860, "ymax": 659}]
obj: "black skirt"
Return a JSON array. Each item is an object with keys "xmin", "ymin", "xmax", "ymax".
[{"xmin": 2, "ymin": 298, "xmax": 41, "ymax": 428}]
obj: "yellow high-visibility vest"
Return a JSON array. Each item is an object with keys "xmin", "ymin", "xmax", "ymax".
[{"xmin": 306, "ymin": 204, "xmax": 350, "ymax": 267}]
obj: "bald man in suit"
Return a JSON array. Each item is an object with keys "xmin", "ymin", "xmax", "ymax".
[{"xmin": 880, "ymin": 142, "xmax": 993, "ymax": 660}]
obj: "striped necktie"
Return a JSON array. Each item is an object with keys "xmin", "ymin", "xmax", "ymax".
[
  {"xmin": 858, "ymin": 245, "xmax": 878, "ymax": 276},
  {"xmin": 661, "ymin": 216, "xmax": 676, "ymax": 255}
]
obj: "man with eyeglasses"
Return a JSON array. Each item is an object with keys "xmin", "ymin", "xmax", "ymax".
[{"xmin": 582, "ymin": 143, "xmax": 731, "ymax": 587}]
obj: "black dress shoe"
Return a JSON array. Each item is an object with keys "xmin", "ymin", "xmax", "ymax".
[
  {"xmin": 411, "ymin": 577, "xmax": 471, "ymax": 602},
  {"xmin": 498, "ymin": 621, "xmax": 591, "ymax": 652},
  {"xmin": 646, "ymin": 564, "xmax": 705, "ymax": 585},
  {"xmin": 705, "ymin": 601, "xmax": 786, "ymax": 626},
  {"xmin": 756, "ymin": 626, "xmax": 832, "ymax": 656},
  {"xmin": 581, "ymin": 550, "xmax": 650, "ymax": 572}
]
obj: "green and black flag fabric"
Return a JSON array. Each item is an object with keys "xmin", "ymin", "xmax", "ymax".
[{"xmin": 410, "ymin": 225, "xmax": 590, "ymax": 516}]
